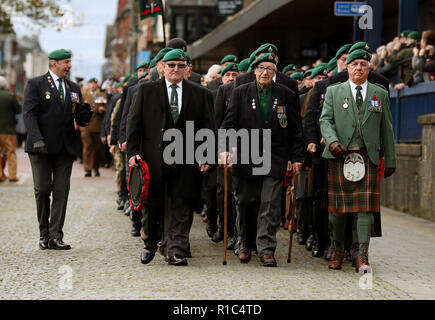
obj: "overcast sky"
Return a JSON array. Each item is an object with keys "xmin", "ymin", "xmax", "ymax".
[{"xmin": 13, "ymin": 0, "xmax": 118, "ymax": 82}]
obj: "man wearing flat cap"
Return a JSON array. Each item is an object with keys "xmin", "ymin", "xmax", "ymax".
[
  {"xmin": 127, "ymin": 48, "xmax": 215, "ymax": 266},
  {"xmin": 320, "ymin": 49, "xmax": 396, "ymax": 274},
  {"xmin": 23, "ymin": 49, "xmax": 84, "ymax": 250},
  {"xmin": 220, "ymin": 53, "xmax": 304, "ymax": 267}
]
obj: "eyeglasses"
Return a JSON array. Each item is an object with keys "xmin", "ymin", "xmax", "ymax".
[
  {"xmin": 256, "ymin": 66, "xmax": 276, "ymax": 74},
  {"xmin": 167, "ymin": 63, "xmax": 186, "ymax": 69}
]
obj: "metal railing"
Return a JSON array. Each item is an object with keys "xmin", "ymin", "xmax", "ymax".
[{"xmin": 390, "ymin": 82, "xmax": 435, "ymax": 143}]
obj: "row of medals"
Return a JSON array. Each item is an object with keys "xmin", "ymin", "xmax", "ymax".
[{"xmin": 251, "ymin": 98, "xmax": 287, "ymax": 128}]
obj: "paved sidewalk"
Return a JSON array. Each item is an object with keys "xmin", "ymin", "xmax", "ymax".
[{"xmin": 0, "ymin": 148, "xmax": 434, "ymax": 299}]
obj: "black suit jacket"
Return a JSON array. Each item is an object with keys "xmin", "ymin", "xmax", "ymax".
[
  {"xmin": 214, "ymin": 82, "xmax": 235, "ymax": 128},
  {"xmin": 127, "ymin": 78, "xmax": 216, "ymax": 200},
  {"xmin": 23, "ymin": 72, "xmax": 83, "ymax": 156},
  {"xmin": 206, "ymin": 77, "xmax": 223, "ymax": 91},
  {"xmin": 220, "ymin": 81, "xmax": 304, "ymax": 180}
]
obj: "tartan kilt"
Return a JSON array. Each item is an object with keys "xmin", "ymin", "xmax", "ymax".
[{"xmin": 328, "ymin": 151, "xmax": 380, "ymax": 215}]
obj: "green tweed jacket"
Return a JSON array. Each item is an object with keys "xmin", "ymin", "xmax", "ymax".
[
  {"xmin": 0, "ymin": 89, "xmax": 22, "ymax": 134},
  {"xmin": 319, "ymin": 80, "xmax": 396, "ymax": 168}
]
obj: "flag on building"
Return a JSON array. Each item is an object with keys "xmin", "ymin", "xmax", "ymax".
[{"xmin": 139, "ymin": 0, "xmax": 164, "ymax": 20}]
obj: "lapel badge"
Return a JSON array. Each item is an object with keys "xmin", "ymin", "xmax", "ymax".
[
  {"xmin": 252, "ymin": 98, "xmax": 256, "ymax": 109},
  {"xmin": 45, "ymin": 91, "xmax": 51, "ymax": 100},
  {"xmin": 343, "ymin": 97, "xmax": 349, "ymax": 109}
]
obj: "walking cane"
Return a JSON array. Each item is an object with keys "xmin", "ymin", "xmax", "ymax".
[
  {"xmin": 223, "ymin": 165, "xmax": 228, "ymax": 265},
  {"xmin": 287, "ymin": 171, "xmax": 299, "ymax": 263}
]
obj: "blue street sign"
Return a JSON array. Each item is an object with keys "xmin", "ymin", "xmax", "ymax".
[{"xmin": 334, "ymin": 1, "xmax": 367, "ymax": 16}]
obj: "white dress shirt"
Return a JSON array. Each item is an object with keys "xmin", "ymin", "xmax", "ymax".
[
  {"xmin": 349, "ymin": 79, "xmax": 368, "ymax": 103},
  {"xmin": 49, "ymin": 69, "xmax": 66, "ymax": 96},
  {"xmin": 165, "ymin": 79, "xmax": 183, "ymax": 113}
]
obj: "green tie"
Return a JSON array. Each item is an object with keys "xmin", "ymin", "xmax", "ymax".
[
  {"xmin": 57, "ymin": 78, "xmax": 65, "ymax": 104},
  {"xmin": 170, "ymin": 84, "xmax": 179, "ymax": 123},
  {"xmin": 356, "ymin": 85, "xmax": 363, "ymax": 109}
]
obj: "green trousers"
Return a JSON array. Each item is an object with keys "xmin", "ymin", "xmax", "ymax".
[{"xmin": 329, "ymin": 212, "xmax": 374, "ymax": 255}]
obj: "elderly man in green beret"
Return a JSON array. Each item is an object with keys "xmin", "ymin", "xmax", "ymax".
[
  {"xmin": 319, "ymin": 49, "xmax": 396, "ymax": 273},
  {"xmin": 282, "ymin": 64, "xmax": 297, "ymax": 76},
  {"xmin": 127, "ymin": 48, "xmax": 215, "ymax": 267},
  {"xmin": 237, "ymin": 58, "xmax": 250, "ymax": 74},
  {"xmin": 206, "ymin": 54, "xmax": 239, "ymax": 91},
  {"xmin": 23, "ymin": 49, "xmax": 85, "ymax": 250},
  {"xmin": 220, "ymin": 53, "xmax": 304, "ymax": 267}
]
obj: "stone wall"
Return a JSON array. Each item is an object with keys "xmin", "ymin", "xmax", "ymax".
[{"xmin": 381, "ymin": 114, "xmax": 435, "ymax": 221}]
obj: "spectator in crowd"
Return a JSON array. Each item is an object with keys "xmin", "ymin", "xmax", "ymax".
[
  {"xmin": 0, "ymin": 76, "xmax": 22, "ymax": 183},
  {"xmin": 412, "ymin": 30, "xmax": 435, "ymax": 83}
]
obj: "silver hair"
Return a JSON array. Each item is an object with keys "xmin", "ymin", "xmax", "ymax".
[
  {"xmin": 376, "ymin": 45, "xmax": 386, "ymax": 56},
  {"xmin": 0, "ymin": 76, "xmax": 7, "ymax": 89}
]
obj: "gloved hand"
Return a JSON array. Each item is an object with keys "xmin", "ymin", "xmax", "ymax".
[
  {"xmin": 329, "ymin": 141, "xmax": 347, "ymax": 158},
  {"xmin": 33, "ymin": 140, "xmax": 48, "ymax": 154}
]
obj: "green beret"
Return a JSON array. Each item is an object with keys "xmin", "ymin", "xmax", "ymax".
[
  {"xmin": 136, "ymin": 61, "xmax": 149, "ymax": 70},
  {"xmin": 149, "ymin": 57, "xmax": 157, "ymax": 69},
  {"xmin": 408, "ymin": 31, "xmax": 421, "ymax": 40},
  {"xmin": 248, "ymin": 51, "xmax": 257, "ymax": 65},
  {"xmin": 400, "ymin": 29, "xmax": 412, "ymax": 38},
  {"xmin": 121, "ymin": 74, "xmax": 131, "ymax": 85},
  {"xmin": 335, "ymin": 44, "xmax": 352, "ymax": 59},
  {"xmin": 221, "ymin": 63, "xmax": 239, "ymax": 76},
  {"xmin": 87, "ymin": 77, "xmax": 98, "ymax": 83},
  {"xmin": 250, "ymin": 53, "xmax": 277, "ymax": 69},
  {"xmin": 255, "ymin": 43, "xmax": 279, "ymax": 57},
  {"xmin": 290, "ymin": 72, "xmax": 303, "ymax": 80},
  {"xmin": 303, "ymin": 69, "xmax": 313, "ymax": 79},
  {"xmin": 138, "ymin": 71, "xmax": 149, "ymax": 80},
  {"xmin": 237, "ymin": 58, "xmax": 250, "ymax": 71},
  {"xmin": 349, "ymin": 42, "xmax": 371, "ymax": 54},
  {"xmin": 282, "ymin": 64, "xmax": 297, "ymax": 74},
  {"xmin": 155, "ymin": 48, "xmax": 173, "ymax": 63},
  {"xmin": 327, "ymin": 57, "xmax": 337, "ymax": 73},
  {"xmin": 48, "ymin": 49, "xmax": 72, "ymax": 60},
  {"xmin": 151, "ymin": 66, "xmax": 157, "ymax": 74},
  {"xmin": 220, "ymin": 55, "xmax": 238, "ymax": 65},
  {"xmin": 162, "ymin": 48, "xmax": 187, "ymax": 63},
  {"xmin": 347, "ymin": 49, "xmax": 371, "ymax": 64},
  {"xmin": 311, "ymin": 64, "xmax": 327, "ymax": 78}
]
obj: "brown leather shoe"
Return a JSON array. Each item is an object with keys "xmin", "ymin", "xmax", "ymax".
[
  {"xmin": 239, "ymin": 243, "xmax": 252, "ymax": 263},
  {"xmin": 260, "ymin": 254, "xmax": 277, "ymax": 267},
  {"xmin": 328, "ymin": 248, "xmax": 344, "ymax": 270},
  {"xmin": 356, "ymin": 244, "xmax": 372, "ymax": 274}
]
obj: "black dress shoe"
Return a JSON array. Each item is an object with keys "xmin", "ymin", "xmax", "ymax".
[
  {"xmin": 84, "ymin": 171, "xmax": 91, "ymax": 177},
  {"xmin": 117, "ymin": 200, "xmax": 125, "ymax": 210},
  {"xmin": 140, "ymin": 247, "xmax": 156, "ymax": 264},
  {"xmin": 312, "ymin": 242, "xmax": 324, "ymax": 258},
  {"xmin": 131, "ymin": 228, "xmax": 140, "ymax": 237},
  {"xmin": 206, "ymin": 226, "xmax": 216, "ymax": 238},
  {"xmin": 211, "ymin": 230, "xmax": 223, "ymax": 243},
  {"xmin": 48, "ymin": 239, "xmax": 71, "ymax": 250},
  {"xmin": 226, "ymin": 236, "xmax": 237, "ymax": 250},
  {"xmin": 124, "ymin": 206, "xmax": 132, "ymax": 217},
  {"xmin": 168, "ymin": 255, "xmax": 188, "ymax": 266},
  {"xmin": 39, "ymin": 238, "xmax": 49, "ymax": 250},
  {"xmin": 297, "ymin": 233, "xmax": 306, "ymax": 245},
  {"xmin": 305, "ymin": 234, "xmax": 314, "ymax": 251},
  {"xmin": 94, "ymin": 169, "xmax": 100, "ymax": 177}
]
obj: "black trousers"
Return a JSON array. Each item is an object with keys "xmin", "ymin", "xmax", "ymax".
[{"xmin": 28, "ymin": 150, "xmax": 75, "ymax": 240}]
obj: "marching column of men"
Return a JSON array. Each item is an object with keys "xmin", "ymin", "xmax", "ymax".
[{"xmin": 26, "ymin": 38, "xmax": 396, "ymax": 273}]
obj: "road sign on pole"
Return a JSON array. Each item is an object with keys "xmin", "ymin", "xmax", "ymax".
[{"xmin": 334, "ymin": 1, "xmax": 367, "ymax": 16}]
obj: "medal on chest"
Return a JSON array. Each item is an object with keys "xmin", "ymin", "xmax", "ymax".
[
  {"xmin": 277, "ymin": 106, "xmax": 288, "ymax": 128},
  {"xmin": 45, "ymin": 91, "xmax": 51, "ymax": 100},
  {"xmin": 343, "ymin": 97, "xmax": 349, "ymax": 109}
]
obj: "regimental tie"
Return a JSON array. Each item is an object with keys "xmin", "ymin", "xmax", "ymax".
[
  {"xmin": 356, "ymin": 85, "xmax": 363, "ymax": 109},
  {"xmin": 57, "ymin": 78, "xmax": 65, "ymax": 105},
  {"xmin": 170, "ymin": 84, "xmax": 179, "ymax": 123}
]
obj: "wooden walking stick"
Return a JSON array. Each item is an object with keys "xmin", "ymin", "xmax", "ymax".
[
  {"xmin": 223, "ymin": 165, "xmax": 228, "ymax": 265},
  {"xmin": 287, "ymin": 171, "xmax": 299, "ymax": 263}
]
